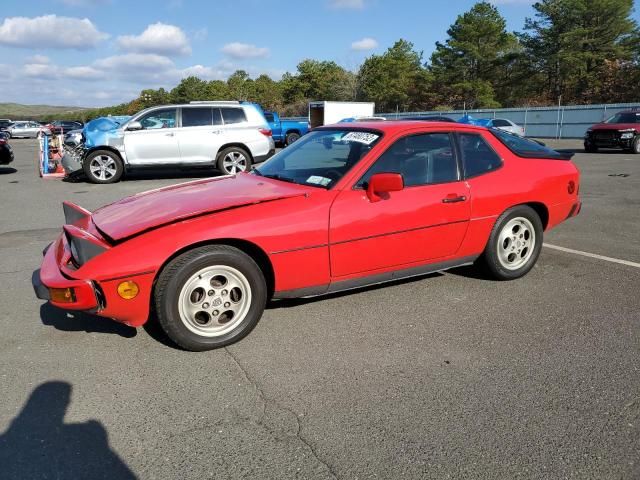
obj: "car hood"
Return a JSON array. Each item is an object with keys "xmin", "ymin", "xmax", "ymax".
[
  {"xmin": 91, "ymin": 173, "xmax": 309, "ymax": 242},
  {"xmin": 590, "ymin": 123, "xmax": 638, "ymax": 131}
]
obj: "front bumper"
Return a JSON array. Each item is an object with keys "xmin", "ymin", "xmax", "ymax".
[
  {"xmin": 585, "ymin": 133, "xmax": 634, "ymax": 149},
  {"xmin": 61, "ymin": 152, "xmax": 84, "ymax": 176}
]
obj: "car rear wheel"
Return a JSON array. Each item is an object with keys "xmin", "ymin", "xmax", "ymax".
[
  {"xmin": 83, "ymin": 150, "xmax": 124, "ymax": 184},
  {"xmin": 154, "ymin": 245, "xmax": 267, "ymax": 351},
  {"xmin": 480, "ymin": 205, "xmax": 543, "ymax": 280},
  {"xmin": 216, "ymin": 147, "xmax": 251, "ymax": 175},
  {"xmin": 286, "ymin": 132, "xmax": 301, "ymax": 145},
  {"xmin": 584, "ymin": 142, "xmax": 598, "ymax": 153}
]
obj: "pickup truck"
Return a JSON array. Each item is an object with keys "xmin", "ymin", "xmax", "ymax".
[{"xmin": 263, "ymin": 111, "xmax": 309, "ymax": 146}]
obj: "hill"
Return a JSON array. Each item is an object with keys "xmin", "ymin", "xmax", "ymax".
[{"xmin": 0, "ymin": 103, "xmax": 89, "ymax": 120}]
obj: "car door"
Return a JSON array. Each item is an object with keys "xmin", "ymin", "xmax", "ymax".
[
  {"xmin": 27, "ymin": 122, "xmax": 40, "ymax": 137},
  {"xmin": 329, "ymin": 132, "xmax": 471, "ymax": 278},
  {"xmin": 123, "ymin": 108, "xmax": 180, "ymax": 165},
  {"xmin": 175, "ymin": 107, "xmax": 223, "ymax": 163}
]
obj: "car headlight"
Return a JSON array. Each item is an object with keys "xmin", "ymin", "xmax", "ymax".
[{"xmin": 620, "ymin": 131, "xmax": 635, "ymax": 139}]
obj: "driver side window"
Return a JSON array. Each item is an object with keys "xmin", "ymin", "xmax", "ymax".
[
  {"xmin": 139, "ymin": 108, "xmax": 177, "ymax": 130},
  {"xmin": 358, "ymin": 133, "xmax": 458, "ymax": 188}
]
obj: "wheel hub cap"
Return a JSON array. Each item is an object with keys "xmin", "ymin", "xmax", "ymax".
[{"xmin": 497, "ymin": 217, "xmax": 536, "ymax": 270}]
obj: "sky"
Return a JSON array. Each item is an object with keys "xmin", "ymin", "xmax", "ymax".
[{"xmin": 0, "ymin": 0, "xmax": 638, "ymax": 107}]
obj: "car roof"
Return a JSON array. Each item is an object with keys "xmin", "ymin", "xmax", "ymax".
[{"xmin": 321, "ymin": 120, "xmax": 489, "ymax": 134}]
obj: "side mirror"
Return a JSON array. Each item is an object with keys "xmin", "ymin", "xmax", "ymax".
[
  {"xmin": 366, "ymin": 173, "xmax": 404, "ymax": 202},
  {"xmin": 126, "ymin": 121, "xmax": 143, "ymax": 131}
]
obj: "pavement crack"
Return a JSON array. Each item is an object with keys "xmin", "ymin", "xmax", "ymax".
[{"xmin": 224, "ymin": 346, "xmax": 338, "ymax": 479}]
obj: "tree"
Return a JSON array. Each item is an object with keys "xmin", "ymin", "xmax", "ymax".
[
  {"xmin": 521, "ymin": 0, "xmax": 639, "ymax": 104},
  {"xmin": 226, "ymin": 70, "xmax": 254, "ymax": 100},
  {"xmin": 251, "ymin": 74, "xmax": 284, "ymax": 111},
  {"xmin": 429, "ymin": 1, "xmax": 518, "ymax": 108},
  {"xmin": 357, "ymin": 39, "xmax": 431, "ymax": 112},
  {"xmin": 169, "ymin": 76, "xmax": 210, "ymax": 103}
]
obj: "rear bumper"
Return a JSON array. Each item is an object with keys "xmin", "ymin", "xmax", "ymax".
[{"xmin": 254, "ymin": 148, "xmax": 275, "ymax": 163}]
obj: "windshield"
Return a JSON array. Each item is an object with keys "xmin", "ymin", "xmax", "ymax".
[
  {"xmin": 605, "ymin": 112, "xmax": 640, "ymax": 124},
  {"xmin": 254, "ymin": 129, "xmax": 381, "ymax": 189}
]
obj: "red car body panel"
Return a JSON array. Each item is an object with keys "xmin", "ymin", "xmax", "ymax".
[{"xmin": 34, "ymin": 122, "xmax": 581, "ymax": 328}]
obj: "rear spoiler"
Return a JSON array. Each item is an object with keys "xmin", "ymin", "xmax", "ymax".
[{"xmin": 63, "ymin": 201, "xmax": 91, "ymax": 226}]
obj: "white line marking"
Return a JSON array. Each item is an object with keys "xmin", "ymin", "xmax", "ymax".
[{"xmin": 543, "ymin": 243, "xmax": 640, "ymax": 269}]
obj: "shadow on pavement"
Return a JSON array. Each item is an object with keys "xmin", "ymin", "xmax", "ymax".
[
  {"xmin": 0, "ymin": 381, "xmax": 137, "ymax": 479},
  {"xmin": 0, "ymin": 167, "xmax": 17, "ymax": 175},
  {"xmin": 40, "ymin": 303, "xmax": 137, "ymax": 338}
]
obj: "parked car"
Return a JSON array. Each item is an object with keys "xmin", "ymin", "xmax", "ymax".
[
  {"xmin": 43, "ymin": 120, "xmax": 84, "ymax": 136},
  {"xmin": 339, "ymin": 116, "xmax": 387, "ymax": 123},
  {"xmin": 264, "ymin": 111, "xmax": 309, "ymax": 145},
  {"xmin": 62, "ymin": 102, "xmax": 275, "ymax": 183},
  {"xmin": 0, "ymin": 119, "xmax": 13, "ymax": 131},
  {"xmin": 584, "ymin": 109, "xmax": 640, "ymax": 153},
  {"xmin": 0, "ymin": 136, "xmax": 14, "ymax": 165},
  {"xmin": 63, "ymin": 129, "xmax": 84, "ymax": 147},
  {"xmin": 486, "ymin": 118, "xmax": 525, "ymax": 137},
  {"xmin": 400, "ymin": 115, "xmax": 456, "ymax": 122},
  {"xmin": 33, "ymin": 121, "xmax": 581, "ymax": 351},
  {"xmin": 6, "ymin": 121, "xmax": 42, "ymax": 138}
]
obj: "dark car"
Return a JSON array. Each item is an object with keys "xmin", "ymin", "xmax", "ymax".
[
  {"xmin": 584, "ymin": 109, "xmax": 640, "ymax": 153},
  {"xmin": 399, "ymin": 115, "xmax": 456, "ymax": 122},
  {"xmin": 0, "ymin": 136, "xmax": 14, "ymax": 165},
  {"xmin": 44, "ymin": 120, "xmax": 84, "ymax": 135},
  {"xmin": 0, "ymin": 119, "xmax": 13, "ymax": 131}
]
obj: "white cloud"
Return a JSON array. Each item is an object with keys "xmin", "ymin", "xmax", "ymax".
[
  {"xmin": 26, "ymin": 55, "xmax": 50, "ymax": 64},
  {"xmin": 221, "ymin": 42, "xmax": 269, "ymax": 59},
  {"xmin": 65, "ymin": 65, "xmax": 102, "ymax": 80},
  {"xmin": 23, "ymin": 63, "xmax": 52, "ymax": 78},
  {"xmin": 0, "ymin": 15, "xmax": 108, "ymax": 49},
  {"xmin": 329, "ymin": 0, "xmax": 365, "ymax": 9},
  {"xmin": 117, "ymin": 22, "xmax": 191, "ymax": 56},
  {"xmin": 351, "ymin": 37, "xmax": 378, "ymax": 51}
]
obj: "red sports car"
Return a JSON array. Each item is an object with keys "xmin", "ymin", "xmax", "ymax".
[{"xmin": 33, "ymin": 122, "xmax": 581, "ymax": 351}]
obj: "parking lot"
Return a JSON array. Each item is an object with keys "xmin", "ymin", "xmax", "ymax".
[{"xmin": 0, "ymin": 138, "xmax": 638, "ymax": 478}]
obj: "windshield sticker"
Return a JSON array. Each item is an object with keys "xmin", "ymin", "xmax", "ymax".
[
  {"xmin": 307, "ymin": 175, "xmax": 332, "ymax": 186},
  {"xmin": 342, "ymin": 132, "xmax": 379, "ymax": 145}
]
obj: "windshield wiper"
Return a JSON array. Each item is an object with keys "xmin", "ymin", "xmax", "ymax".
[{"xmin": 261, "ymin": 173, "xmax": 297, "ymax": 184}]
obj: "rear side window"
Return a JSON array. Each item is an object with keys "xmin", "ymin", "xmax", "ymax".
[
  {"xmin": 182, "ymin": 107, "xmax": 212, "ymax": 127},
  {"xmin": 221, "ymin": 108, "xmax": 247, "ymax": 124},
  {"xmin": 458, "ymin": 133, "xmax": 502, "ymax": 178},
  {"xmin": 264, "ymin": 113, "xmax": 274, "ymax": 122},
  {"xmin": 490, "ymin": 128, "xmax": 568, "ymax": 159}
]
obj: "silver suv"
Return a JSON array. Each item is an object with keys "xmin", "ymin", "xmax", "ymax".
[{"xmin": 64, "ymin": 101, "xmax": 275, "ymax": 183}]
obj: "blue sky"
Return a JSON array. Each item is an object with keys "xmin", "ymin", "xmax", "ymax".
[{"xmin": 1, "ymin": 0, "xmax": 638, "ymax": 107}]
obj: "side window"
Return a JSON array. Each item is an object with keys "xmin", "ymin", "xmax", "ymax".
[
  {"xmin": 492, "ymin": 119, "xmax": 511, "ymax": 127},
  {"xmin": 458, "ymin": 133, "xmax": 502, "ymax": 178},
  {"xmin": 181, "ymin": 107, "xmax": 212, "ymax": 127},
  {"xmin": 139, "ymin": 108, "xmax": 176, "ymax": 130},
  {"xmin": 221, "ymin": 107, "xmax": 247, "ymax": 124},
  {"xmin": 264, "ymin": 113, "xmax": 274, "ymax": 123},
  {"xmin": 358, "ymin": 133, "xmax": 458, "ymax": 188},
  {"xmin": 212, "ymin": 108, "xmax": 223, "ymax": 126}
]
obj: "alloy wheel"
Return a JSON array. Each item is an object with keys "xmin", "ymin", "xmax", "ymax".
[
  {"xmin": 496, "ymin": 217, "xmax": 536, "ymax": 270},
  {"xmin": 222, "ymin": 151, "xmax": 247, "ymax": 174},
  {"xmin": 89, "ymin": 155, "xmax": 117, "ymax": 181}
]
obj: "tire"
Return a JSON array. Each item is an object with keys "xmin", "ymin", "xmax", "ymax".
[
  {"xmin": 285, "ymin": 132, "xmax": 301, "ymax": 146},
  {"xmin": 632, "ymin": 136, "xmax": 640, "ymax": 154},
  {"xmin": 584, "ymin": 142, "xmax": 598, "ymax": 153},
  {"xmin": 216, "ymin": 147, "xmax": 251, "ymax": 175},
  {"xmin": 479, "ymin": 205, "xmax": 543, "ymax": 280},
  {"xmin": 83, "ymin": 150, "xmax": 124, "ymax": 184},
  {"xmin": 154, "ymin": 245, "xmax": 267, "ymax": 351}
]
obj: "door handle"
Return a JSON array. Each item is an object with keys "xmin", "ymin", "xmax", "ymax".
[
  {"xmin": 211, "ymin": 130, "xmax": 222, "ymax": 134},
  {"xmin": 164, "ymin": 132, "xmax": 174, "ymax": 137},
  {"xmin": 442, "ymin": 195, "xmax": 467, "ymax": 204}
]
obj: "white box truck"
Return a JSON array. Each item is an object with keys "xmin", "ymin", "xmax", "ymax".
[{"xmin": 308, "ymin": 101, "xmax": 375, "ymax": 128}]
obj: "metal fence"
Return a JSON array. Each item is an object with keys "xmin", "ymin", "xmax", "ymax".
[{"xmin": 284, "ymin": 102, "xmax": 640, "ymax": 139}]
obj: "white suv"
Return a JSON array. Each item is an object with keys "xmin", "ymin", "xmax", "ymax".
[{"xmin": 66, "ymin": 101, "xmax": 275, "ymax": 183}]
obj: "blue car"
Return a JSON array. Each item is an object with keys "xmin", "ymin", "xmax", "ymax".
[{"xmin": 263, "ymin": 111, "xmax": 309, "ymax": 146}]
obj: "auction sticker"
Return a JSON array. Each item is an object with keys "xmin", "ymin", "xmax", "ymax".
[
  {"xmin": 306, "ymin": 175, "xmax": 332, "ymax": 186},
  {"xmin": 342, "ymin": 132, "xmax": 379, "ymax": 145}
]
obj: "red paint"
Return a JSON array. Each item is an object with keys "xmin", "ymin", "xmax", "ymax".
[{"xmin": 36, "ymin": 122, "xmax": 580, "ymax": 328}]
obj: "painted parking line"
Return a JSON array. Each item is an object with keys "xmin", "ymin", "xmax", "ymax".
[{"xmin": 543, "ymin": 243, "xmax": 640, "ymax": 269}]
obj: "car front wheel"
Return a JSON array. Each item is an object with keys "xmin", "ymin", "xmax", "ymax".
[
  {"xmin": 480, "ymin": 205, "xmax": 543, "ymax": 280},
  {"xmin": 632, "ymin": 136, "xmax": 640, "ymax": 154},
  {"xmin": 83, "ymin": 150, "xmax": 124, "ymax": 184},
  {"xmin": 154, "ymin": 245, "xmax": 267, "ymax": 351}
]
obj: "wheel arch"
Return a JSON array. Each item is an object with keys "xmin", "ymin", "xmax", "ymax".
[
  {"xmin": 522, "ymin": 201, "xmax": 549, "ymax": 230},
  {"xmin": 85, "ymin": 146, "xmax": 124, "ymax": 163},
  {"xmin": 285, "ymin": 129, "xmax": 301, "ymax": 136},
  {"xmin": 216, "ymin": 143, "xmax": 253, "ymax": 160},
  {"xmin": 153, "ymin": 238, "xmax": 275, "ymax": 300}
]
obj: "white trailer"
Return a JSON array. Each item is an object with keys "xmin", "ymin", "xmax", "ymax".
[{"xmin": 308, "ymin": 101, "xmax": 375, "ymax": 128}]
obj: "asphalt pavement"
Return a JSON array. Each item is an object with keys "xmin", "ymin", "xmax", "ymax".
[{"xmin": 0, "ymin": 139, "xmax": 638, "ymax": 479}]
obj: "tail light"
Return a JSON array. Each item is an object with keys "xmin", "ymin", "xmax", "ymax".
[
  {"xmin": 259, "ymin": 128, "xmax": 272, "ymax": 137},
  {"xmin": 0, "ymin": 139, "xmax": 5, "ymax": 145},
  {"xmin": 567, "ymin": 180, "xmax": 576, "ymax": 194}
]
